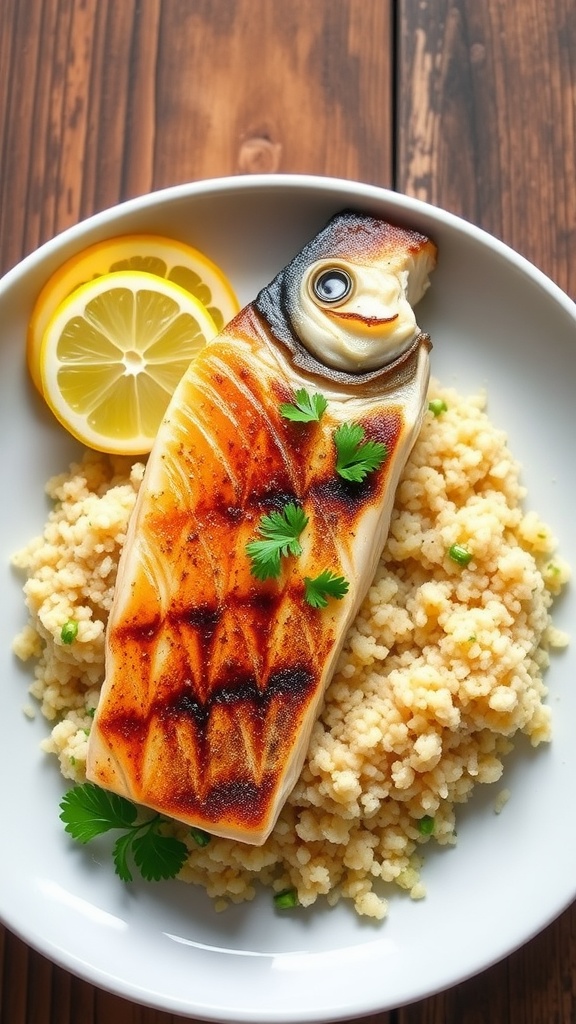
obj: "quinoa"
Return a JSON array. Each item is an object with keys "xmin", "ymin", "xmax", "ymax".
[{"xmin": 11, "ymin": 382, "xmax": 570, "ymax": 919}]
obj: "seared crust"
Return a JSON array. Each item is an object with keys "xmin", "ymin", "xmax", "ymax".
[{"xmin": 86, "ymin": 213, "xmax": 436, "ymax": 844}]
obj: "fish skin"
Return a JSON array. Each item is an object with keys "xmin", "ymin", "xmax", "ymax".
[{"xmin": 86, "ymin": 212, "xmax": 437, "ymax": 845}]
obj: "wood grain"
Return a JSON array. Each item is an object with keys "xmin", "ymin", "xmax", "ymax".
[
  {"xmin": 398, "ymin": 0, "xmax": 576, "ymax": 296},
  {"xmin": 1, "ymin": 0, "xmax": 575, "ymax": 1022},
  {"xmin": 0, "ymin": 0, "xmax": 393, "ymax": 276},
  {"xmin": 397, "ymin": 1, "xmax": 576, "ymax": 1020}
]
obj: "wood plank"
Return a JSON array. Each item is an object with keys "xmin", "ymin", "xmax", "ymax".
[
  {"xmin": 0, "ymin": 0, "xmax": 394, "ymax": 276},
  {"xmin": 152, "ymin": 0, "xmax": 392, "ymax": 186},
  {"xmin": 506, "ymin": 911, "xmax": 576, "ymax": 1024},
  {"xmin": 397, "ymin": 911, "xmax": 576, "ymax": 1024},
  {"xmin": 396, "ymin": 0, "xmax": 576, "ymax": 1020},
  {"xmin": 24, "ymin": 947, "xmax": 55, "ymax": 1024},
  {"xmin": 397, "ymin": 0, "xmax": 576, "ymax": 296},
  {"xmin": 0, "ymin": 929, "xmax": 28, "ymax": 1023}
]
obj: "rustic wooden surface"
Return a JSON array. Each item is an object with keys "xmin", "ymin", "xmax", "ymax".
[{"xmin": 1, "ymin": 0, "xmax": 575, "ymax": 1021}]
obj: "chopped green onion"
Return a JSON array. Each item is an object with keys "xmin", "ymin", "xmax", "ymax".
[
  {"xmin": 273, "ymin": 887, "xmax": 299, "ymax": 909},
  {"xmin": 190, "ymin": 827, "xmax": 211, "ymax": 848},
  {"xmin": 60, "ymin": 620, "xmax": 79, "ymax": 644},
  {"xmin": 418, "ymin": 815, "xmax": 435, "ymax": 836},
  {"xmin": 428, "ymin": 398, "xmax": 447, "ymax": 416},
  {"xmin": 448, "ymin": 543, "xmax": 472, "ymax": 567}
]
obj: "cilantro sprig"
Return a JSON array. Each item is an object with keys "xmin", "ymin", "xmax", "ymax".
[
  {"xmin": 279, "ymin": 388, "xmax": 328, "ymax": 423},
  {"xmin": 59, "ymin": 783, "xmax": 188, "ymax": 882},
  {"xmin": 334, "ymin": 422, "xmax": 387, "ymax": 483},
  {"xmin": 304, "ymin": 570, "xmax": 349, "ymax": 609},
  {"xmin": 246, "ymin": 503, "xmax": 308, "ymax": 580}
]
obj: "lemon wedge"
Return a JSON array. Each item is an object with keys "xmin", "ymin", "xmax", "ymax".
[
  {"xmin": 28, "ymin": 234, "xmax": 239, "ymax": 392},
  {"xmin": 39, "ymin": 270, "xmax": 218, "ymax": 455}
]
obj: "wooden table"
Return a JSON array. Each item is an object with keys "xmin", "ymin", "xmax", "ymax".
[{"xmin": 1, "ymin": 2, "xmax": 574, "ymax": 1021}]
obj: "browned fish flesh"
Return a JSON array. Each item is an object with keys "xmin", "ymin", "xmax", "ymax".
[{"xmin": 86, "ymin": 211, "xmax": 438, "ymax": 845}]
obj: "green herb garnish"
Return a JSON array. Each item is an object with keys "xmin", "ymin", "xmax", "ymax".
[
  {"xmin": 418, "ymin": 815, "xmax": 435, "ymax": 836},
  {"xmin": 428, "ymin": 398, "xmax": 447, "ymax": 416},
  {"xmin": 304, "ymin": 570, "xmax": 350, "ymax": 609},
  {"xmin": 334, "ymin": 422, "xmax": 387, "ymax": 483},
  {"xmin": 60, "ymin": 620, "xmax": 79, "ymax": 644},
  {"xmin": 273, "ymin": 887, "xmax": 299, "ymax": 909},
  {"xmin": 59, "ymin": 783, "xmax": 188, "ymax": 882},
  {"xmin": 246, "ymin": 503, "xmax": 308, "ymax": 580},
  {"xmin": 448, "ymin": 543, "xmax": 473, "ymax": 567},
  {"xmin": 190, "ymin": 826, "xmax": 212, "ymax": 848},
  {"xmin": 279, "ymin": 388, "xmax": 328, "ymax": 423}
]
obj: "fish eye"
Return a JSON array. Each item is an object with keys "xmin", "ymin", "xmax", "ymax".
[{"xmin": 312, "ymin": 267, "xmax": 353, "ymax": 304}]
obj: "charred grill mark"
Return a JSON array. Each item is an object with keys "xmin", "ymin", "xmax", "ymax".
[
  {"xmin": 307, "ymin": 410, "xmax": 404, "ymax": 519},
  {"xmin": 139, "ymin": 775, "xmax": 277, "ymax": 829},
  {"xmin": 114, "ymin": 614, "xmax": 162, "ymax": 644},
  {"xmin": 243, "ymin": 587, "xmax": 280, "ymax": 613},
  {"xmin": 224, "ymin": 504, "xmax": 244, "ymax": 523},
  {"xmin": 203, "ymin": 776, "xmax": 275, "ymax": 824},
  {"xmin": 164, "ymin": 688, "xmax": 210, "ymax": 730},
  {"xmin": 309, "ymin": 474, "xmax": 379, "ymax": 515},
  {"xmin": 100, "ymin": 710, "xmax": 149, "ymax": 751},
  {"xmin": 143, "ymin": 661, "xmax": 317, "ymax": 822},
  {"xmin": 362, "ymin": 409, "xmax": 403, "ymax": 450},
  {"xmin": 213, "ymin": 665, "xmax": 315, "ymax": 709},
  {"xmin": 267, "ymin": 665, "xmax": 314, "ymax": 699},
  {"xmin": 250, "ymin": 487, "xmax": 301, "ymax": 514},
  {"xmin": 116, "ymin": 587, "xmax": 280, "ymax": 652},
  {"xmin": 182, "ymin": 603, "xmax": 222, "ymax": 640},
  {"xmin": 164, "ymin": 663, "xmax": 315, "ymax": 725}
]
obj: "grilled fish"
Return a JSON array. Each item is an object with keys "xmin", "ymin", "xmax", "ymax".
[{"xmin": 86, "ymin": 211, "xmax": 438, "ymax": 845}]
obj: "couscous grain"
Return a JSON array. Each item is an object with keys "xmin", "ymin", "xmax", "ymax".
[{"xmin": 12, "ymin": 382, "xmax": 570, "ymax": 918}]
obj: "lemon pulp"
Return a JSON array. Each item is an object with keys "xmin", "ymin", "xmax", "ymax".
[
  {"xmin": 39, "ymin": 270, "xmax": 218, "ymax": 455},
  {"xmin": 28, "ymin": 234, "xmax": 239, "ymax": 392}
]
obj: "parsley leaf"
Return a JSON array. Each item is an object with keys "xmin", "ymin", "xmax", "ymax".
[
  {"xmin": 60, "ymin": 783, "xmax": 136, "ymax": 843},
  {"xmin": 133, "ymin": 829, "xmax": 188, "ymax": 882},
  {"xmin": 113, "ymin": 830, "xmax": 136, "ymax": 882},
  {"xmin": 59, "ymin": 783, "xmax": 188, "ymax": 883},
  {"xmin": 246, "ymin": 502, "xmax": 309, "ymax": 580},
  {"xmin": 334, "ymin": 422, "xmax": 387, "ymax": 482},
  {"xmin": 279, "ymin": 389, "xmax": 328, "ymax": 423},
  {"xmin": 304, "ymin": 570, "xmax": 350, "ymax": 609}
]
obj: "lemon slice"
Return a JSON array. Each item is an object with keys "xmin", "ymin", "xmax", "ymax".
[
  {"xmin": 39, "ymin": 270, "xmax": 218, "ymax": 456},
  {"xmin": 28, "ymin": 234, "xmax": 239, "ymax": 392}
]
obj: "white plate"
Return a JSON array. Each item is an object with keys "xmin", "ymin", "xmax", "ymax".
[{"xmin": 0, "ymin": 175, "xmax": 574, "ymax": 1021}]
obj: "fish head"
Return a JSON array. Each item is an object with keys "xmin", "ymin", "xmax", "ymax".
[{"xmin": 255, "ymin": 211, "xmax": 437, "ymax": 378}]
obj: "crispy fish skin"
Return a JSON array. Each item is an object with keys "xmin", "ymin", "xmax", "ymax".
[{"xmin": 86, "ymin": 212, "xmax": 437, "ymax": 845}]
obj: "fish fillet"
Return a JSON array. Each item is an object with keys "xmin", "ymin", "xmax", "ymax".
[{"xmin": 86, "ymin": 211, "xmax": 438, "ymax": 845}]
